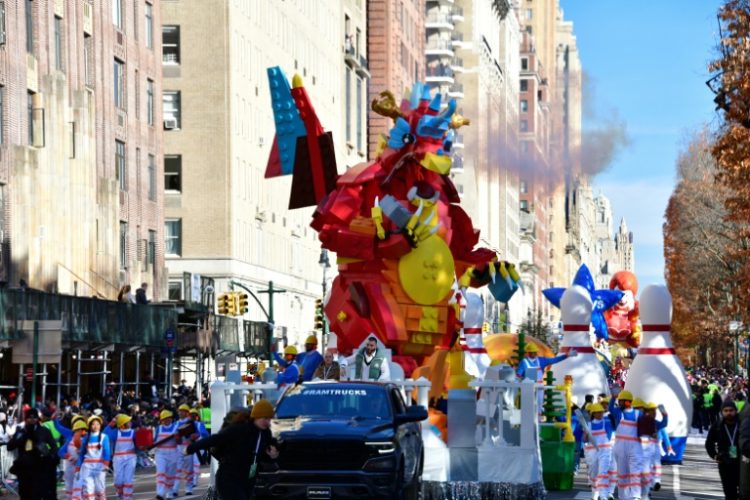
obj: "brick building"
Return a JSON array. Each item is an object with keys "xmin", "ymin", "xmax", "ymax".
[{"xmin": 0, "ymin": 0, "xmax": 165, "ymax": 299}]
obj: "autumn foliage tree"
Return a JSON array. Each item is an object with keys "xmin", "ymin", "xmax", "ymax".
[{"xmin": 664, "ymin": 132, "xmax": 749, "ymax": 366}]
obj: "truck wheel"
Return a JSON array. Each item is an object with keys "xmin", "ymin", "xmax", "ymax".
[{"xmin": 401, "ymin": 457, "xmax": 422, "ymax": 500}]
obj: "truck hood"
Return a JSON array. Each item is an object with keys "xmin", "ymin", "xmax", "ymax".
[{"xmin": 272, "ymin": 416, "xmax": 393, "ymax": 441}]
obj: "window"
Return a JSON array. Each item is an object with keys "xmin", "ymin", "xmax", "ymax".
[
  {"xmin": 520, "ymin": 79, "xmax": 528, "ymax": 92},
  {"xmin": 0, "ymin": 86, "xmax": 3, "ymax": 145},
  {"xmin": 520, "ymin": 99, "xmax": 528, "ymax": 112},
  {"xmin": 146, "ymin": 79, "xmax": 154, "ymax": 125},
  {"xmin": 163, "ymin": 91, "xmax": 181, "ymax": 129},
  {"xmin": 162, "ymin": 26, "xmax": 180, "ymax": 64},
  {"xmin": 148, "ymin": 230, "xmax": 156, "ymax": 269},
  {"xmin": 148, "ymin": 154, "xmax": 156, "ymax": 200},
  {"xmin": 0, "ymin": 1, "xmax": 5, "ymax": 45},
  {"xmin": 27, "ymin": 92, "xmax": 34, "ymax": 145},
  {"xmin": 520, "ymin": 200, "xmax": 529, "ymax": 212},
  {"xmin": 119, "ymin": 221, "xmax": 127, "ymax": 269},
  {"xmin": 168, "ymin": 281, "xmax": 182, "ymax": 300},
  {"xmin": 520, "ymin": 141, "xmax": 529, "ymax": 153},
  {"xmin": 165, "ymin": 219, "xmax": 182, "ymax": 256},
  {"xmin": 520, "ymin": 181, "xmax": 528, "ymax": 194},
  {"xmin": 113, "ymin": 0, "xmax": 123, "ymax": 30},
  {"xmin": 25, "ymin": 0, "xmax": 33, "ymax": 53},
  {"xmin": 132, "ymin": 0, "xmax": 138, "ymax": 39},
  {"xmin": 520, "ymin": 120, "xmax": 528, "ymax": 132},
  {"xmin": 84, "ymin": 35, "xmax": 93, "ymax": 87},
  {"xmin": 54, "ymin": 16, "xmax": 63, "ymax": 70},
  {"xmin": 116, "ymin": 140, "xmax": 126, "ymax": 190},
  {"xmin": 527, "ymin": 8, "xmax": 533, "ymax": 19},
  {"xmin": 145, "ymin": 3, "xmax": 153, "ymax": 48},
  {"xmin": 134, "ymin": 69, "xmax": 140, "ymax": 118},
  {"xmin": 356, "ymin": 77, "xmax": 362, "ymax": 151},
  {"xmin": 165, "ymin": 155, "xmax": 182, "ymax": 192},
  {"xmin": 521, "ymin": 58, "xmax": 528, "ymax": 71},
  {"xmin": 345, "ymin": 67, "xmax": 351, "ymax": 142},
  {"xmin": 114, "ymin": 59, "xmax": 125, "ymax": 109}
]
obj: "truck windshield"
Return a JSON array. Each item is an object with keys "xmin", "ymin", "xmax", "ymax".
[{"xmin": 276, "ymin": 386, "xmax": 392, "ymax": 419}]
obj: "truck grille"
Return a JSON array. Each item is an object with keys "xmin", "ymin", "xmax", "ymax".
[{"xmin": 279, "ymin": 439, "xmax": 369, "ymax": 471}]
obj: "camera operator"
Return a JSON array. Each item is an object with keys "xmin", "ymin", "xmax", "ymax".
[
  {"xmin": 7, "ymin": 408, "xmax": 59, "ymax": 499},
  {"xmin": 707, "ymin": 400, "xmax": 740, "ymax": 500}
]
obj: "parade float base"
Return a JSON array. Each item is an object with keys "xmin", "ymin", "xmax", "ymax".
[
  {"xmin": 540, "ymin": 441, "xmax": 576, "ymax": 491},
  {"xmin": 423, "ymin": 481, "xmax": 546, "ymax": 499}
]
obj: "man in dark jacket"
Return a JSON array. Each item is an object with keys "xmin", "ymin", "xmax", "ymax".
[
  {"xmin": 135, "ymin": 282, "xmax": 150, "ymax": 304},
  {"xmin": 7, "ymin": 408, "xmax": 59, "ymax": 499},
  {"xmin": 708, "ymin": 401, "xmax": 740, "ymax": 500}
]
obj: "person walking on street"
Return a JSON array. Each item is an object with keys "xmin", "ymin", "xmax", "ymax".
[
  {"xmin": 172, "ymin": 404, "xmax": 199, "ymax": 497},
  {"xmin": 186, "ymin": 400, "xmax": 279, "ymax": 500},
  {"xmin": 59, "ymin": 418, "xmax": 87, "ymax": 500},
  {"xmin": 8, "ymin": 408, "xmax": 59, "ymax": 499},
  {"xmin": 77, "ymin": 415, "xmax": 112, "ymax": 500},
  {"xmin": 707, "ymin": 400, "xmax": 741, "ymax": 500},
  {"xmin": 154, "ymin": 410, "xmax": 180, "ymax": 500},
  {"xmin": 113, "ymin": 414, "xmax": 137, "ymax": 500},
  {"xmin": 313, "ymin": 349, "xmax": 341, "ymax": 380}
]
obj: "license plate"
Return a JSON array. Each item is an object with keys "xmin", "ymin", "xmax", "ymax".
[{"xmin": 307, "ymin": 486, "xmax": 332, "ymax": 499}]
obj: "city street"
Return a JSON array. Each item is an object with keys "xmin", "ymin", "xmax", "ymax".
[{"xmin": 548, "ymin": 438, "xmax": 724, "ymax": 500}]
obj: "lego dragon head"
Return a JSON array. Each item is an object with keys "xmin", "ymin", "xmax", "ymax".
[{"xmin": 371, "ymin": 83, "xmax": 469, "ymax": 176}]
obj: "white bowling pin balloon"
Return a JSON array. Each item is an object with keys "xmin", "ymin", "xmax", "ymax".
[
  {"xmin": 551, "ymin": 285, "xmax": 610, "ymax": 404},
  {"xmin": 461, "ymin": 292, "xmax": 491, "ymax": 378},
  {"xmin": 624, "ymin": 285, "xmax": 692, "ymax": 459}
]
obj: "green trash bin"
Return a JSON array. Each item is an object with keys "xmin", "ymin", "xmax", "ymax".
[{"xmin": 540, "ymin": 441, "xmax": 576, "ymax": 490}]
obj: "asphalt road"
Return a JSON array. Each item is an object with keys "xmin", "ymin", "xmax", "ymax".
[{"xmin": 547, "ymin": 437, "xmax": 725, "ymax": 499}]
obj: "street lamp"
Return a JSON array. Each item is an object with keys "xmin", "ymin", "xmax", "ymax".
[{"xmin": 318, "ymin": 249, "xmax": 331, "ymax": 349}]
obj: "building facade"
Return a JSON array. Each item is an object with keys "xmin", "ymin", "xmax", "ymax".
[
  {"xmin": 0, "ymin": 0, "xmax": 165, "ymax": 299},
  {"xmin": 366, "ymin": 0, "xmax": 425, "ymax": 158},
  {"xmin": 160, "ymin": 0, "xmax": 369, "ymax": 349}
]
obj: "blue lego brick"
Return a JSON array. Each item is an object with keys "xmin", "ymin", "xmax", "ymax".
[{"xmin": 267, "ymin": 66, "xmax": 308, "ymax": 175}]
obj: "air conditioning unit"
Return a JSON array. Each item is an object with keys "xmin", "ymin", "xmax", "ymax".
[{"xmin": 163, "ymin": 117, "xmax": 178, "ymax": 130}]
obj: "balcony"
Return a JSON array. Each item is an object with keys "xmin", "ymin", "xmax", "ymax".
[
  {"xmin": 425, "ymin": 39, "xmax": 455, "ymax": 57},
  {"xmin": 425, "ymin": 14, "xmax": 454, "ymax": 30},
  {"xmin": 451, "ymin": 33, "xmax": 464, "ymax": 47},
  {"xmin": 451, "ymin": 6, "xmax": 465, "ymax": 21},
  {"xmin": 0, "ymin": 289, "xmax": 178, "ymax": 348},
  {"xmin": 344, "ymin": 36, "xmax": 358, "ymax": 66},
  {"xmin": 451, "ymin": 154, "xmax": 464, "ymax": 173},
  {"xmin": 448, "ymin": 82, "xmax": 464, "ymax": 98},
  {"xmin": 426, "ymin": 64, "xmax": 455, "ymax": 84},
  {"xmin": 450, "ymin": 57, "xmax": 465, "ymax": 72}
]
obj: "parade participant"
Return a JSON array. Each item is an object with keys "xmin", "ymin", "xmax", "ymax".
[
  {"xmin": 706, "ymin": 400, "xmax": 740, "ymax": 500},
  {"xmin": 517, "ymin": 343, "xmax": 576, "ymax": 411},
  {"xmin": 584, "ymin": 403, "xmax": 614, "ymax": 500},
  {"xmin": 113, "ymin": 414, "xmax": 137, "ymax": 500},
  {"xmin": 199, "ymin": 400, "xmax": 212, "ymax": 435},
  {"xmin": 275, "ymin": 346, "xmax": 301, "ymax": 387},
  {"xmin": 189, "ymin": 409, "xmax": 209, "ymax": 488},
  {"xmin": 313, "ymin": 349, "xmax": 341, "ymax": 380},
  {"xmin": 172, "ymin": 404, "xmax": 199, "ymax": 497},
  {"xmin": 346, "ymin": 336, "xmax": 391, "ymax": 382},
  {"xmin": 77, "ymin": 415, "xmax": 112, "ymax": 500},
  {"xmin": 187, "ymin": 399, "xmax": 279, "ymax": 500},
  {"xmin": 59, "ymin": 419, "xmax": 87, "ymax": 500},
  {"xmin": 8, "ymin": 408, "xmax": 59, "ymax": 499},
  {"xmin": 637, "ymin": 402, "xmax": 662, "ymax": 498},
  {"xmin": 154, "ymin": 410, "xmax": 180, "ymax": 500},
  {"xmin": 297, "ymin": 335, "xmax": 324, "ymax": 382},
  {"xmin": 610, "ymin": 390, "xmax": 644, "ymax": 500},
  {"xmin": 41, "ymin": 409, "xmax": 72, "ymax": 448}
]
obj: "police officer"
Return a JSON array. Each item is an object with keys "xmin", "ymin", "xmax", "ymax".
[{"xmin": 8, "ymin": 408, "xmax": 59, "ymax": 499}]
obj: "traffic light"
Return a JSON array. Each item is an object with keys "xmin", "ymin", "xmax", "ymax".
[
  {"xmin": 482, "ymin": 321, "xmax": 490, "ymax": 333},
  {"xmin": 226, "ymin": 292, "xmax": 238, "ymax": 316},
  {"xmin": 237, "ymin": 293, "xmax": 249, "ymax": 315},
  {"xmin": 217, "ymin": 293, "xmax": 230, "ymax": 315},
  {"xmin": 314, "ymin": 299, "xmax": 325, "ymax": 330}
]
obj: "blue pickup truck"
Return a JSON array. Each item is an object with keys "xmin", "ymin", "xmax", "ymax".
[{"xmin": 255, "ymin": 381, "xmax": 427, "ymax": 499}]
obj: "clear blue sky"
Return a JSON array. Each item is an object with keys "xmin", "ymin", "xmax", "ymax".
[{"xmin": 561, "ymin": 0, "xmax": 722, "ymax": 287}]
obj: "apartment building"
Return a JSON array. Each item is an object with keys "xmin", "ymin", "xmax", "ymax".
[{"xmin": 0, "ymin": 0, "xmax": 164, "ymax": 299}]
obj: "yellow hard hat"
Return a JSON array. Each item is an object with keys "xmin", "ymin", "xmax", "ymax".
[
  {"xmin": 87, "ymin": 415, "xmax": 103, "ymax": 427},
  {"xmin": 588, "ymin": 403, "xmax": 605, "ymax": 414},
  {"xmin": 524, "ymin": 343, "xmax": 539, "ymax": 353},
  {"xmin": 160, "ymin": 410, "xmax": 174, "ymax": 421},
  {"xmin": 633, "ymin": 398, "xmax": 645, "ymax": 409},
  {"xmin": 305, "ymin": 335, "xmax": 318, "ymax": 345},
  {"xmin": 284, "ymin": 346, "xmax": 298, "ymax": 356},
  {"xmin": 178, "ymin": 404, "xmax": 191, "ymax": 412},
  {"xmin": 617, "ymin": 390, "xmax": 634, "ymax": 401},
  {"xmin": 71, "ymin": 415, "xmax": 86, "ymax": 426},
  {"xmin": 115, "ymin": 414, "xmax": 132, "ymax": 428},
  {"xmin": 189, "ymin": 409, "xmax": 200, "ymax": 416},
  {"xmin": 251, "ymin": 399, "xmax": 275, "ymax": 419},
  {"xmin": 644, "ymin": 402, "xmax": 658, "ymax": 410},
  {"xmin": 73, "ymin": 420, "xmax": 88, "ymax": 432}
]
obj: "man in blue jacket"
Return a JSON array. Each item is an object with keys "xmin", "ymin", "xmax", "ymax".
[
  {"xmin": 274, "ymin": 346, "xmax": 301, "ymax": 386},
  {"xmin": 296, "ymin": 335, "xmax": 324, "ymax": 382}
]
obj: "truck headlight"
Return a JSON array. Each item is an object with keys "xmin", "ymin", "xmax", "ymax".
[{"xmin": 365, "ymin": 441, "xmax": 396, "ymax": 455}]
